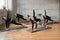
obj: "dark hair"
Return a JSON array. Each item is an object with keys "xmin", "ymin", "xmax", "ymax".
[
  {"xmin": 27, "ymin": 15, "xmax": 30, "ymax": 17},
  {"xmin": 43, "ymin": 16, "xmax": 45, "ymax": 18}
]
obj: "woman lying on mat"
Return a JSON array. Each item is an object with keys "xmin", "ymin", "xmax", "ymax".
[{"xmin": 2, "ymin": 17, "xmax": 27, "ymax": 30}]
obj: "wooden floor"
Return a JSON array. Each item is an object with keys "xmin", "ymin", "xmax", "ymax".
[{"xmin": 0, "ymin": 21, "xmax": 60, "ymax": 40}]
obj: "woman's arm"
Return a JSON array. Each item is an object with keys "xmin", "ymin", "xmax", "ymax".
[{"xmin": 2, "ymin": 17, "xmax": 7, "ymax": 21}]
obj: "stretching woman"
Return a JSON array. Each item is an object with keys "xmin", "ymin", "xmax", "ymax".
[
  {"xmin": 2, "ymin": 17, "xmax": 27, "ymax": 30},
  {"xmin": 28, "ymin": 15, "xmax": 38, "ymax": 30},
  {"xmin": 43, "ymin": 15, "xmax": 54, "ymax": 24}
]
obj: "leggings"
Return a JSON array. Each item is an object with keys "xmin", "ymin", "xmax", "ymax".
[
  {"xmin": 5, "ymin": 19, "xmax": 22, "ymax": 28},
  {"xmin": 31, "ymin": 21, "xmax": 37, "ymax": 30},
  {"xmin": 5, "ymin": 20, "xmax": 11, "ymax": 28},
  {"xmin": 13, "ymin": 22, "xmax": 22, "ymax": 25},
  {"xmin": 46, "ymin": 18, "xmax": 53, "ymax": 23}
]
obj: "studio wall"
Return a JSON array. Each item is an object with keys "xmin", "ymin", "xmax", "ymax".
[{"xmin": 17, "ymin": 0, "xmax": 59, "ymax": 20}]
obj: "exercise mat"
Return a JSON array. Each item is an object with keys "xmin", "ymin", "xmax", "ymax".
[{"xmin": 27, "ymin": 25, "xmax": 47, "ymax": 33}]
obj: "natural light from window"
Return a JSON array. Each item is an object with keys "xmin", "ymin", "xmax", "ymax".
[{"xmin": 0, "ymin": 0, "xmax": 4, "ymax": 9}]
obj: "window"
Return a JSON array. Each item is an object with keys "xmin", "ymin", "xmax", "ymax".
[{"xmin": 0, "ymin": 0, "xmax": 4, "ymax": 9}]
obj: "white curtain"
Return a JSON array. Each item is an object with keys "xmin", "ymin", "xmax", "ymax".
[
  {"xmin": 0, "ymin": 0, "xmax": 8, "ymax": 9},
  {"xmin": 0, "ymin": 0, "xmax": 4, "ymax": 9},
  {"xmin": 4, "ymin": 0, "xmax": 12, "ymax": 11},
  {"xmin": 0, "ymin": 0, "xmax": 12, "ymax": 10}
]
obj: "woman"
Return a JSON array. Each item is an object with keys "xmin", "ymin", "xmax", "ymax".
[
  {"xmin": 43, "ymin": 15, "xmax": 53, "ymax": 23},
  {"xmin": 28, "ymin": 15, "xmax": 37, "ymax": 30},
  {"xmin": 2, "ymin": 17, "xmax": 27, "ymax": 30}
]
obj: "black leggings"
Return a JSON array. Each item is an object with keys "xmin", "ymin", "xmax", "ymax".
[
  {"xmin": 6, "ymin": 21, "xmax": 10, "ymax": 28},
  {"xmin": 31, "ymin": 21, "xmax": 37, "ymax": 30},
  {"xmin": 5, "ymin": 19, "xmax": 22, "ymax": 28},
  {"xmin": 12, "ymin": 22, "xmax": 22, "ymax": 25},
  {"xmin": 35, "ymin": 19, "xmax": 41, "ymax": 22},
  {"xmin": 34, "ymin": 16, "xmax": 41, "ymax": 22},
  {"xmin": 16, "ymin": 14, "xmax": 27, "ymax": 22},
  {"xmin": 46, "ymin": 18, "xmax": 53, "ymax": 23}
]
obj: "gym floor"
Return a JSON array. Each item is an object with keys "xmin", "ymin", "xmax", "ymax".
[{"xmin": 0, "ymin": 21, "xmax": 60, "ymax": 40}]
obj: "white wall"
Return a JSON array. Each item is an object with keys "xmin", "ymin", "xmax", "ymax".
[{"xmin": 17, "ymin": 0, "xmax": 59, "ymax": 20}]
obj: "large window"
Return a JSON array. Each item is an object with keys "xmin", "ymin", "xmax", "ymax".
[{"xmin": 0, "ymin": 0, "xmax": 4, "ymax": 9}]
